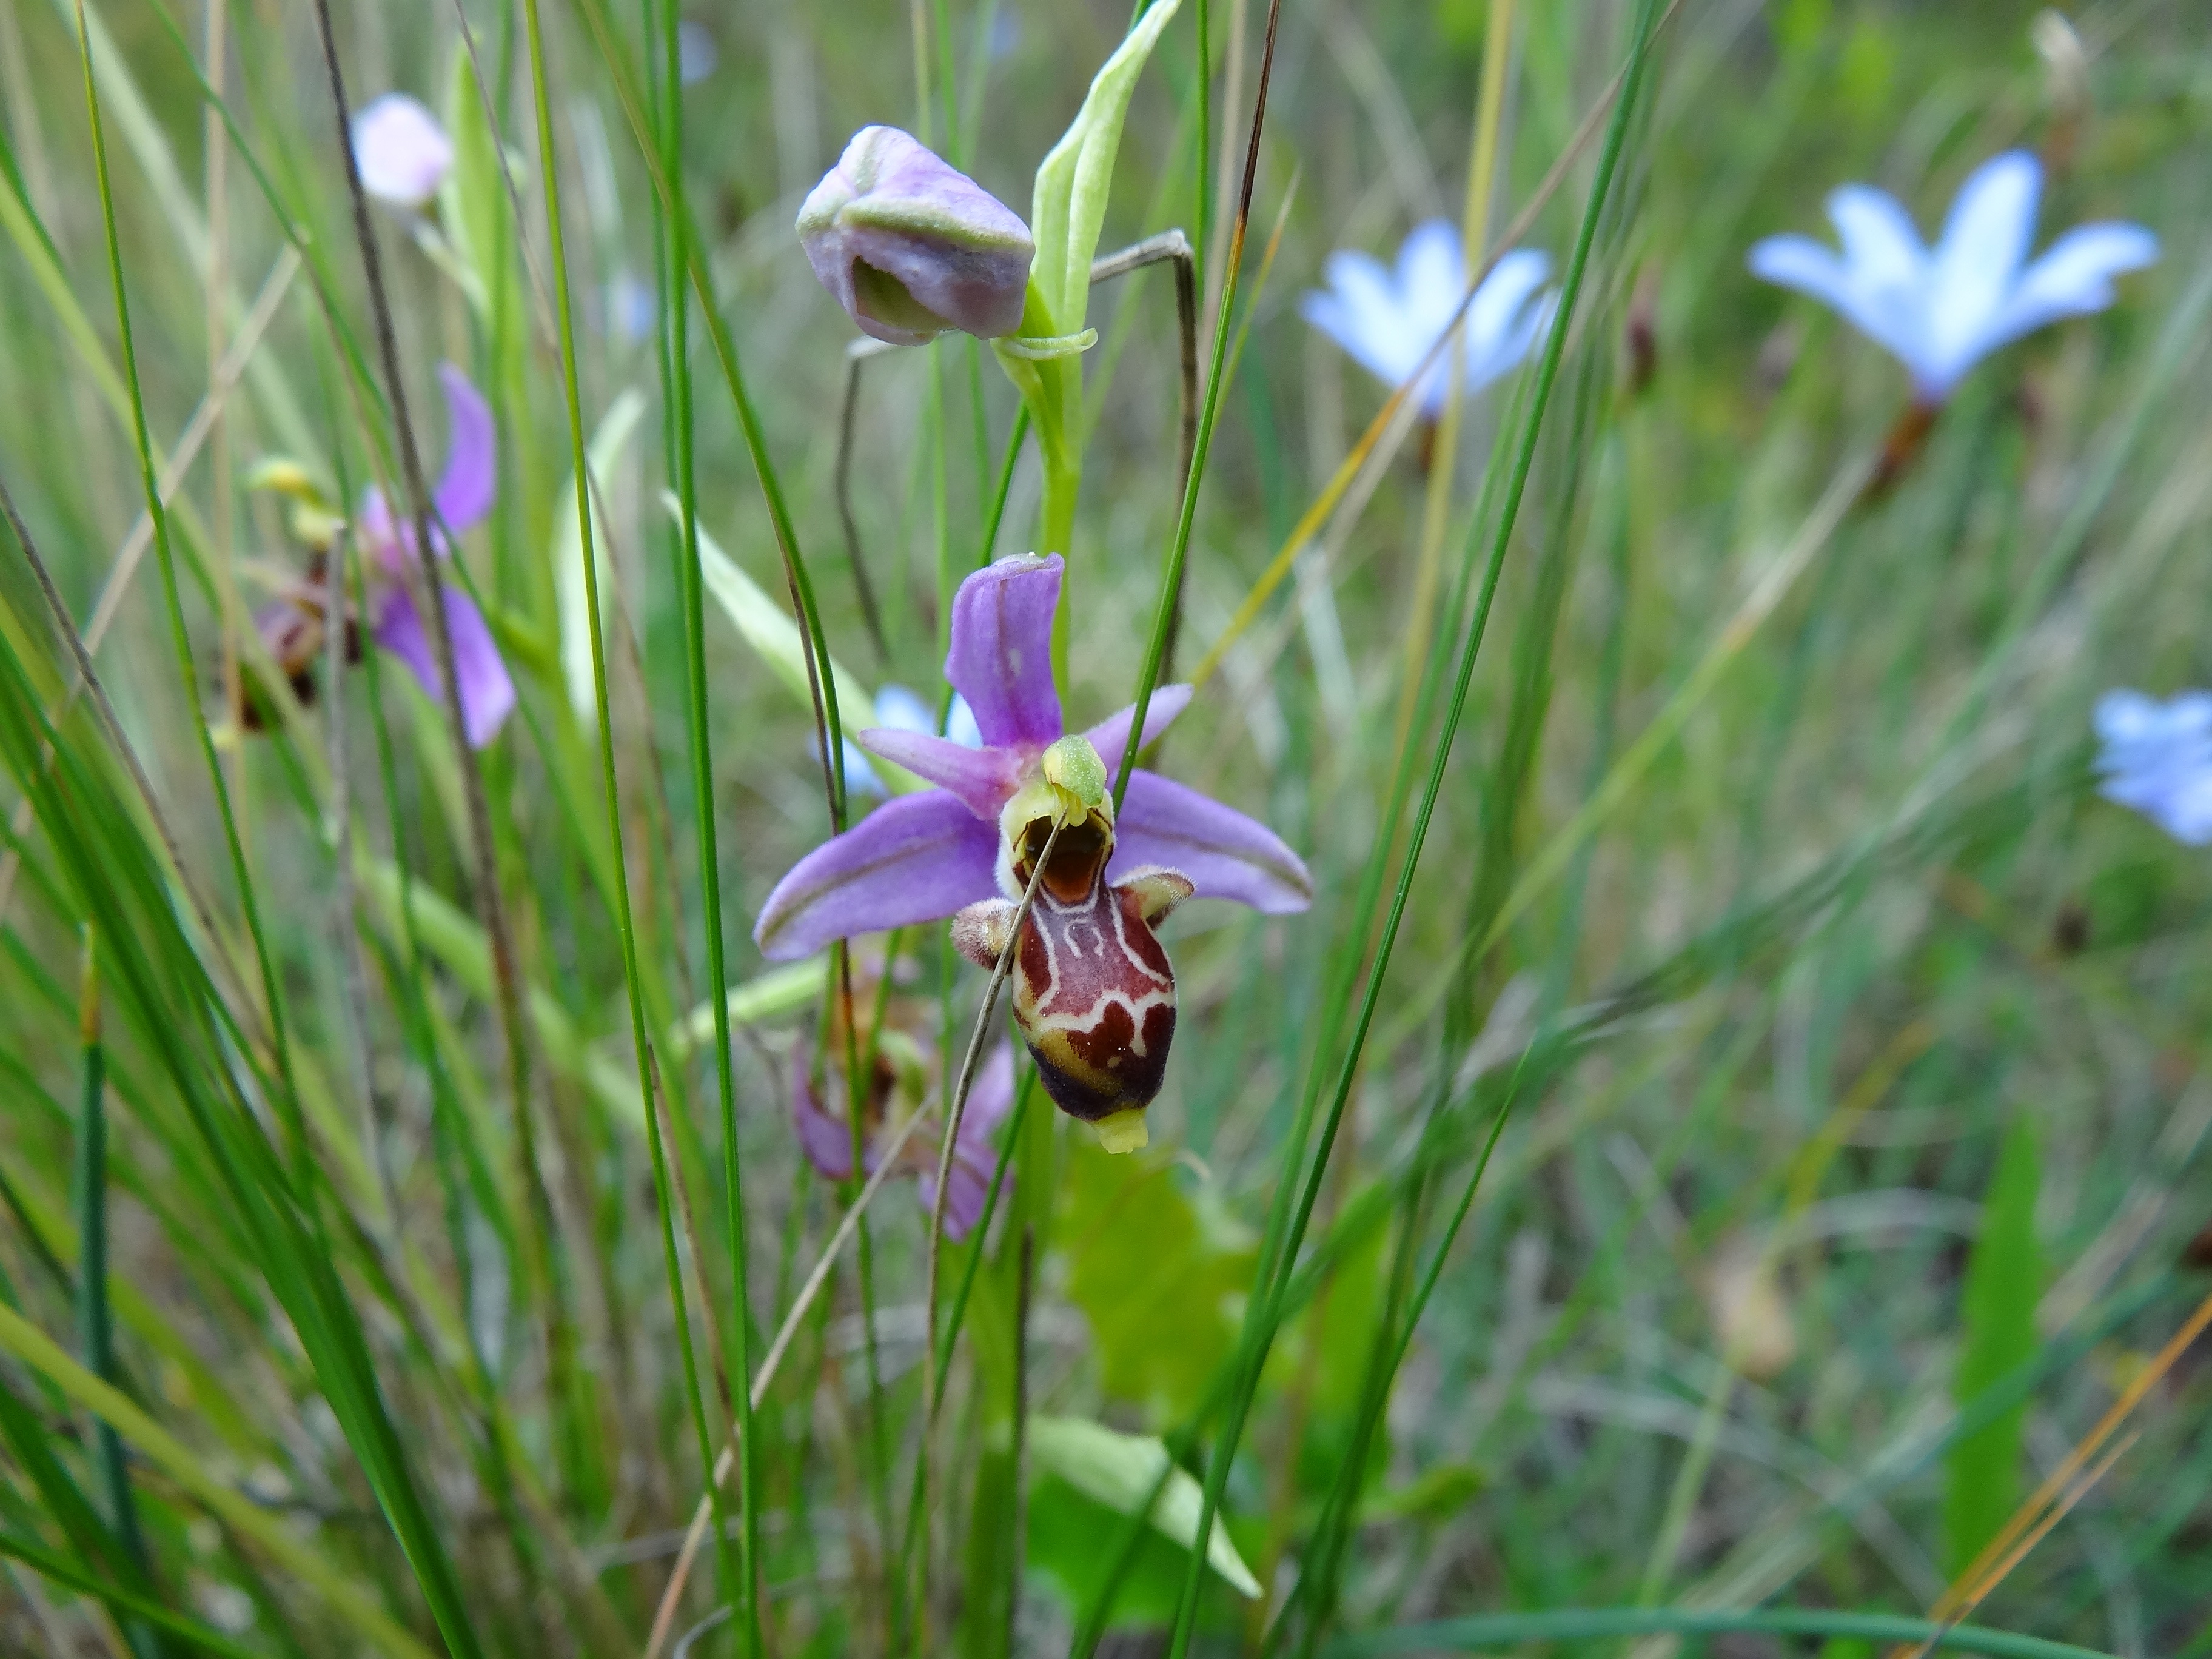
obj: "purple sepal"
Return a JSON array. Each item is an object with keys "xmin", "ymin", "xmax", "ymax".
[
  {"xmin": 919, "ymin": 1042, "xmax": 1016, "ymax": 1240},
  {"xmin": 945, "ymin": 554, "xmax": 1062, "ymax": 748},
  {"xmin": 373, "ymin": 580, "xmax": 517, "ymax": 748},
  {"xmin": 1108, "ymin": 769, "xmax": 1313, "ymax": 914},
  {"xmin": 851, "ymin": 726, "xmax": 1022, "ymax": 820},
  {"xmin": 752, "ymin": 791, "xmax": 1000, "ymax": 962}
]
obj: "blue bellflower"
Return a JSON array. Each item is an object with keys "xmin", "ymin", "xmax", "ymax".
[
  {"xmin": 2094, "ymin": 689, "xmax": 2212, "ymax": 846},
  {"xmin": 1300, "ymin": 220, "xmax": 1553, "ymax": 418},
  {"xmin": 1749, "ymin": 151, "xmax": 2157, "ymax": 404}
]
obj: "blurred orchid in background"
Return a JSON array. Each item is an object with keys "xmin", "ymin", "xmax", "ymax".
[
  {"xmin": 797, "ymin": 126, "xmax": 1036, "ymax": 347},
  {"xmin": 753, "ymin": 554, "xmax": 1310, "ymax": 963},
  {"xmin": 351, "ymin": 93, "xmax": 454, "ymax": 211},
  {"xmin": 791, "ymin": 1023, "xmax": 1016, "ymax": 1241},
  {"xmin": 1748, "ymin": 150, "xmax": 2158, "ymax": 404},
  {"xmin": 359, "ymin": 366, "xmax": 514, "ymax": 747},
  {"xmin": 2094, "ymin": 689, "xmax": 2212, "ymax": 846},
  {"xmin": 1300, "ymin": 220, "xmax": 1553, "ymax": 418}
]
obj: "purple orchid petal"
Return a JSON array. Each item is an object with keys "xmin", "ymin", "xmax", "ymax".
[
  {"xmin": 946, "ymin": 555, "xmax": 1063, "ymax": 748},
  {"xmin": 852, "ymin": 727, "xmax": 1022, "ymax": 820},
  {"xmin": 1107, "ymin": 769, "xmax": 1312, "ymax": 914},
  {"xmin": 432, "ymin": 365, "xmax": 497, "ymax": 535},
  {"xmin": 373, "ymin": 580, "xmax": 517, "ymax": 748},
  {"xmin": 1084, "ymin": 684, "xmax": 1193, "ymax": 778},
  {"xmin": 789, "ymin": 1044, "xmax": 858, "ymax": 1182},
  {"xmin": 754, "ymin": 791, "xmax": 1000, "ymax": 961},
  {"xmin": 920, "ymin": 1042, "xmax": 1016, "ymax": 1241}
]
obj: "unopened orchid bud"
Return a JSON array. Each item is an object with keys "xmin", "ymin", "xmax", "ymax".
[{"xmin": 797, "ymin": 126, "xmax": 1034, "ymax": 347}]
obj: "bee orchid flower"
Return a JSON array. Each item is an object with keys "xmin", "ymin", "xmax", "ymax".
[
  {"xmin": 791, "ymin": 1028, "xmax": 1017, "ymax": 1242},
  {"xmin": 1300, "ymin": 220, "xmax": 1553, "ymax": 420},
  {"xmin": 1748, "ymin": 150, "xmax": 2158, "ymax": 406},
  {"xmin": 754, "ymin": 554, "xmax": 1312, "ymax": 1150},
  {"xmin": 244, "ymin": 367, "xmax": 512, "ymax": 746},
  {"xmin": 356, "ymin": 366, "xmax": 515, "ymax": 747},
  {"xmin": 2094, "ymin": 689, "xmax": 2212, "ymax": 846}
]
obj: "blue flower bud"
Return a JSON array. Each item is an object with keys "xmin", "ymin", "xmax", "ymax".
[{"xmin": 797, "ymin": 126, "xmax": 1034, "ymax": 347}]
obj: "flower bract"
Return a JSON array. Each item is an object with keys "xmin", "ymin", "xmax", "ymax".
[
  {"xmin": 2094, "ymin": 689, "xmax": 2212, "ymax": 846},
  {"xmin": 798, "ymin": 126, "xmax": 1035, "ymax": 347},
  {"xmin": 352, "ymin": 93, "xmax": 454, "ymax": 212},
  {"xmin": 1300, "ymin": 220, "xmax": 1553, "ymax": 419},
  {"xmin": 1748, "ymin": 150, "xmax": 2157, "ymax": 403}
]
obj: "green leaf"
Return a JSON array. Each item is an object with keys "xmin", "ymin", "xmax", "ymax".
[
  {"xmin": 1024, "ymin": 0, "xmax": 1185, "ymax": 336},
  {"xmin": 441, "ymin": 49, "xmax": 504, "ymax": 320},
  {"xmin": 555, "ymin": 389, "xmax": 648, "ymax": 719},
  {"xmin": 1061, "ymin": 1141, "xmax": 1253, "ymax": 1421},
  {"xmin": 1946, "ymin": 1112, "xmax": 2043, "ymax": 1575},
  {"xmin": 1027, "ymin": 1416, "xmax": 1262, "ymax": 1597}
]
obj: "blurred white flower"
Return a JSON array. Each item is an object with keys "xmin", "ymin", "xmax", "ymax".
[
  {"xmin": 1299, "ymin": 220, "xmax": 1552, "ymax": 418},
  {"xmin": 678, "ymin": 19, "xmax": 718, "ymax": 84},
  {"xmin": 876, "ymin": 683, "xmax": 983, "ymax": 749},
  {"xmin": 352, "ymin": 93, "xmax": 454, "ymax": 211},
  {"xmin": 1749, "ymin": 150, "xmax": 2157, "ymax": 403},
  {"xmin": 2094, "ymin": 689, "xmax": 2212, "ymax": 845},
  {"xmin": 835, "ymin": 685, "xmax": 983, "ymax": 799}
]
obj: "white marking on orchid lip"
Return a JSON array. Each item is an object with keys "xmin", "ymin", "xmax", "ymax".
[
  {"xmin": 1063, "ymin": 918, "xmax": 1101, "ymax": 958},
  {"xmin": 1028, "ymin": 985, "xmax": 1175, "ymax": 1055},
  {"xmin": 1106, "ymin": 887, "xmax": 1174, "ymax": 988}
]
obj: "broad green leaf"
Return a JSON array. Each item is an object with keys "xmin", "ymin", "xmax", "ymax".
[
  {"xmin": 1946, "ymin": 1113, "xmax": 2042, "ymax": 1575},
  {"xmin": 555, "ymin": 388, "xmax": 648, "ymax": 719},
  {"xmin": 1061, "ymin": 1139, "xmax": 1253, "ymax": 1421},
  {"xmin": 1027, "ymin": 1415, "xmax": 1262, "ymax": 1597},
  {"xmin": 441, "ymin": 49, "xmax": 504, "ymax": 320},
  {"xmin": 1024, "ymin": 0, "xmax": 1185, "ymax": 335}
]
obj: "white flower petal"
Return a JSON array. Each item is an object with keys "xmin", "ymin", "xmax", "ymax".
[
  {"xmin": 352, "ymin": 93, "xmax": 453, "ymax": 211},
  {"xmin": 1925, "ymin": 151, "xmax": 2041, "ymax": 387},
  {"xmin": 1981, "ymin": 221, "xmax": 2159, "ymax": 355}
]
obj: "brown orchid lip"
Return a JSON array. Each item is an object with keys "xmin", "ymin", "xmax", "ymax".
[{"xmin": 1012, "ymin": 814, "xmax": 1113, "ymax": 904}]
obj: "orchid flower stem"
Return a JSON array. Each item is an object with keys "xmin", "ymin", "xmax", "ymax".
[
  {"xmin": 517, "ymin": 0, "xmax": 741, "ymax": 1644},
  {"xmin": 1113, "ymin": 0, "xmax": 1283, "ymax": 814},
  {"xmin": 1162, "ymin": 0, "xmax": 1664, "ymax": 1648}
]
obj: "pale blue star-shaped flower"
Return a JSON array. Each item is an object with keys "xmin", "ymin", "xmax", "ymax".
[
  {"xmin": 1300, "ymin": 220, "xmax": 1553, "ymax": 418},
  {"xmin": 1749, "ymin": 150, "xmax": 2157, "ymax": 403},
  {"xmin": 2094, "ymin": 689, "xmax": 2212, "ymax": 846}
]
